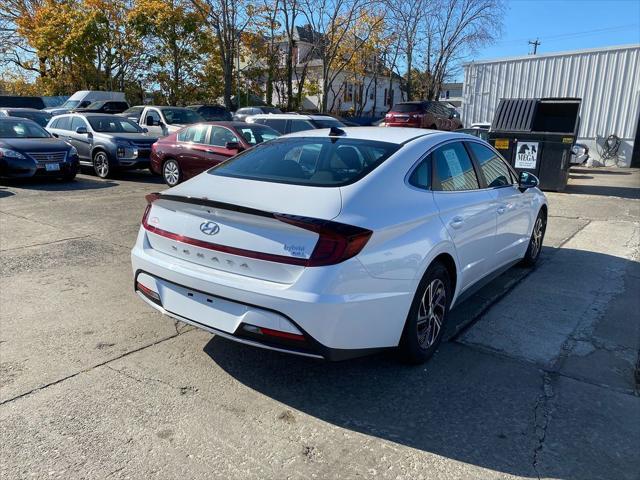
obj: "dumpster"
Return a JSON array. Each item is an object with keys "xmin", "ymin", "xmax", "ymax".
[{"xmin": 488, "ymin": 98, "xmax": 581, "ymax": 191}]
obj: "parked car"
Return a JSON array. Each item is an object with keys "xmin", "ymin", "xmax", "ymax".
[
  {"xmin": 187, "ymin": 104, "xmax": 232, "ymax": 121},
  {"xmin": 0, "ymin": 117, "xmax": 78, "ymax": 181},
  {"xmin": 151, "ymin": 121, "xmax": 280, "ymax": 186},
  {"xmin": 233, "ymin": 106, "xmax": 282, "ymax": 122},
  {"xmin": 137, "ymin": 106, "xmax": 204, "ymax": 138},
  {"xmin": 71, "ymin": 100, "xmax": 130, "ymax": 114},
  {"xmin": 246, "ymin": 113, "xmax": 345, "ymax": 134},
  {"xmin": 385, "ymin": 101, "xmax": 462, "ymax": 131},
  {"xmin": 458, "ymin": 127, "xmax": 489, "ymax": 141},
  {"xmin": 0, "ymin": 95, "xmax": 46, "ymax": 110},
  {"xmin": 47, "ymin": 113, "xmax": 158, "ymax": 178},
  {"xmin": 0, "ymin": 108, "xmax": 52, "ymax": 127},
  {"xmin": 44, "ymin": 91, "xmax": 127, "ymax": 116},
  {"xmin": 132, "ymin": 127, "xmax": 547, "ymax": 363},
  {"xmin": 120, "ymin": 105, "xmax": 146, "ymax": 122}
]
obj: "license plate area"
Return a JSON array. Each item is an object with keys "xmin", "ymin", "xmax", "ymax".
[{"xmin": 45, "ymin": 163, "xmax": 60, "ymax": 171}]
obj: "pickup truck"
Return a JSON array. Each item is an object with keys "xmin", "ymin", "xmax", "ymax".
[{"xmin": 137, "ymin": 106, "xmax": 204, "ymax": 137}]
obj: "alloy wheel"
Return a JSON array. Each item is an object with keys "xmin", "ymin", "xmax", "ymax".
[
  {"xmin": 163, "ymin": 160, "xmax": 180, "ymax": 186},
  {"xmin": 416, "ymin": 278, "xmax": 446, "ymax": 349},
  {"xmin": 94, "ymin": 153, "xmax": 109, "ymax": 178},
  {"xmin": 530, "ymin": 217, "xmax": 544, "ymax": 259}
]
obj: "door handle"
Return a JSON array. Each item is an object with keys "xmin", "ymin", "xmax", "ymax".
[
  {"xmin": 497, "ymin": 206, "xmax": 506, "ymax": 215},
  {"xmin": 450, "ymin": 216, "xmax": 464, "ymax": 229}
]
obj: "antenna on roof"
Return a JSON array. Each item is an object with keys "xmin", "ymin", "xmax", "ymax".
[{"xmin": 329, "ymin": 126, "xmax": 346, "ymax": 136}]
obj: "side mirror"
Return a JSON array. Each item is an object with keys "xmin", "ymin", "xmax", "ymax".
[
  {"xmin": 142, "ymin": 127, "xmax": 149, "ymax": 133},
  {"xmin": 519, "ymin": 171, "xmax": 539, "ymax": 191},
  {"xmin": 225, "ymin": 141, "xmax": 242, "ymax": 151},
  {"xmin": 75, "ymin": 126, "xmax": 88, "ymax": 134},
  {"xmin": 145, "ymin": 115, "xmax": 155, "ymax": 126}
]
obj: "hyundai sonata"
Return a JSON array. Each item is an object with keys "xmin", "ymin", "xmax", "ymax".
[{"xmin": 131, "ymin": 127, "xmax": 547, "ymax": 363}]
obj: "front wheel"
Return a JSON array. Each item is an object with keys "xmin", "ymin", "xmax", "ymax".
[
  {"xmin": 162, "ymin": 159, "xmax": 182, "ymax": 186},
  {"xmin": 399, "ymin": 261, "xmax": 451, "ymax": 364},
  {"xmin": 93, "ymin": 151, "xmax": 111, "ymax": 179},
  {"xmin": 520, "ymin": 210, "xmax": 547, "ymax": 267}
]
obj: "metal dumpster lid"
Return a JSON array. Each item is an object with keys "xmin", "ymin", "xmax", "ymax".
[{"xmin": 491, "ymin": 97, "xmax": 581, "ymax": 132}]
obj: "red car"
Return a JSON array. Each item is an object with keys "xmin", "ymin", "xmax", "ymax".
[
  {"xmin": 385, "ymin": 101, "xmax": 462, "ymax": 131},
  {"xmin": 150, "ymin": 121, "xmax": 280, "ymax": 186}
]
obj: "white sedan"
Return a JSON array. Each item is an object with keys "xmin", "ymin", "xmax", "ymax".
[{"xmin": 131, "ymin": 127, "xmax": 547, "ymax": 363}]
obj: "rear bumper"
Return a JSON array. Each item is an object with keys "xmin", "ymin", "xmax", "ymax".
[{"xmin": 131, "ymin": 228, "xmax": 413, "ymax": 360}]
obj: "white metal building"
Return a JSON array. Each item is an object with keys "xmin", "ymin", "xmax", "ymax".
[{"xmin": 462, "ymin": 45, "xmax": 640, "ymax": 167}]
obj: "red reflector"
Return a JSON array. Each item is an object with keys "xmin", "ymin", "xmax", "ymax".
[
  {"xmin": 137, "ymin": 281, "xmax": 160, "ymax": 301},
  {"xmin": 258, "ymin": 327, "xmax": 306, "ymax": 342}
]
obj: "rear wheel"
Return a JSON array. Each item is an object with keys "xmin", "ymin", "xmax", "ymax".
[
  {"xmin": 162, "ymin": 159, "xmax": 182, "ymax": 186},
  {"xmin": 93, "ymin": 151, "xmax": 111, "ymax": 179},
  {"xmin": 399, "ymin": 261, "xmax": 451, "ymax": 364},
  {"xmin": 520, "ymin": 210, "xmax": 547, "ymax": 267}
]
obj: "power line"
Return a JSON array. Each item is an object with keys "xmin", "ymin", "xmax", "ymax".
[{"xmin": 495, "ymin": 23, "xmax": 640, "ymax": 46}]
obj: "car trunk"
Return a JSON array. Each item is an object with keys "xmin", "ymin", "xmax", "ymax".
[{"xmin": 142, "ymin": 175, "xmax": 344, "ymax": 284}]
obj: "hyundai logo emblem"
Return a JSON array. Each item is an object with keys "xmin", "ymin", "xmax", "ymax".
[{"xmin": 200, "ymin": 221, "xmax": 220, "ymax": 235}]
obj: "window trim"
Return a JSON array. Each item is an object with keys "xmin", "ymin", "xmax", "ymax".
[{"xmin": 464, "ymin": 139, "xmax": 518, "ymax": 190}]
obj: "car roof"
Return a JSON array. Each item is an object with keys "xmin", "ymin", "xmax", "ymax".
[
  {"xmin": 248, "ymin": 113, "xmax": 340, "ymax": 120},
  {"xmin": 1, "ymin": 116, "xmax": 40, "ymax": 124},
  {"xmin": 194, "ymin": 121, "xmax": 263, "ymax": 128},
  {"xmin": 0, "ymin": 107, "xmax": 46, "ymax": 113},
  {"xmin": 284, "ymin": 127, "xmax": 451, "ymax": 144}
]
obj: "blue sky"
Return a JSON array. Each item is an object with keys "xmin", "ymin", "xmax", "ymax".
[{"xmin": 473, "ymin": 0, "xmax": 640, "ymax": 61}]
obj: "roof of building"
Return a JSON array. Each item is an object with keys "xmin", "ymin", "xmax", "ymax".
[{"xmin": 463, "ymin": 43, "xmax": 640, "ymax": 66}]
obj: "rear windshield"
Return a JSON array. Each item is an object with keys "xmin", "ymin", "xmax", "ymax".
[
  {"xmin": 392, "ymin": 103, "xmax": 425, "ymax": 113},
  {"xmin": 6, "ymin": 110, "xmax": 51, "ymax": 127},
  {"xmin": 159, "ymin": 108, "xmax": 203, "ymax": 125},
  {"xmin": 209, "ymin": 137, "xmax": 399, "ymax": 186}
]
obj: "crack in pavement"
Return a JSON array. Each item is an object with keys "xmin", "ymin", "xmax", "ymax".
[
  {"xmin": 532, "ymin": 371, "xmax": 554, "ymax": 480},
  {"xmin": 0, "ymin": 329, "xmax": 194, "ymax": 406},
  {"xmin": 0, "ymin": 234, "xmax": 92, "ymax": 253},
  {"xmin": 105, "ymin": 365, "xmax": 198, "ymax": 395}
]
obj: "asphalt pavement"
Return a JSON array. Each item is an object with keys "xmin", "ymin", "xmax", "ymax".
[{"xmin": 1, "ymin": 167, "xmax": 638, "ymax": 479}]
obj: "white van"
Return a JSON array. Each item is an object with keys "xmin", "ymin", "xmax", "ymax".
[{"xmin": 44, "ymin": 91, "xmax": 126, "ymax": 116}]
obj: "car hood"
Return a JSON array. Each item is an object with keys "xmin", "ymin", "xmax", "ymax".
[
  {"xmin": 0, "ymin": 137, "xmax": 71, "ymax": 152},
  {"xmin": 95, "ymin": 132, "xmax": 158, "ymax": 143}
]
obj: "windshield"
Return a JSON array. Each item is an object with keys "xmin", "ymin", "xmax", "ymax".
[
  {"xmin": 392, "ymin": 103, "xmax": 426, "ymax": 113},
  {"xmin": 210, "ymin": 137, "xmax": 399, "ymax": 187},
  {"xmin": 7, "ymin": 111, "xmax": 51, "ymax": 127},
  {"xmin": 236, "ymin": 125, "xmax": 281, "ymax": 145},
  {"xmin": 311, "ymin": 118, "xmax": 345, "ymax": 129},
  {"xmin": 159, "ymin": 108, "xmax": 203, "ymax": 125},
  {"xmin": 0, "ymin": 119, "xmax": 51, "ymax": 138},
  {"xmin": 87, "ymin": 116, "xmax": 143, "ymax": 133}
]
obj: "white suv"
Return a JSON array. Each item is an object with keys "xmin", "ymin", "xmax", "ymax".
[
  {"xmin": 131, "ymin": 127, "xmax": 547, "ymax": 363},
  {"xmin": 246, "ymin": 113, "xmax": 346, "ymax": 135}
]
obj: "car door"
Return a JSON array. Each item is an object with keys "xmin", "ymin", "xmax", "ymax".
[
  {"xmin": 175, "ymin": 124, "xmax": 213, "ymax": 178},
  {"xmin": 69, "ymin": 116, "xmax": 92, "ymax": 160},
  {"xmin": 467, "ymin": 141, "xmax": 534, "ymax": 269},
  {"xmin": 143, "ymin": 108, "xmax": 164, "ymax": 137},
  {"xmin": 206, "ymin": 126, "xmax": 240, "ymax": 167},
  {"xmin": 431, "ymin": 141, "xmax": 497, "ymax": 292}
]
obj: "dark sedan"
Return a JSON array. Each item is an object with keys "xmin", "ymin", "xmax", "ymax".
[
  {"xmin": 187, "ymin": 104, "xmax": 232, "ymax": 121},
  {"xmin": 47, "ymin": 113, "xmax": 158, "ymax": 178},
  {"xmin": 0, "ymin": 117, "xmax": 79, "ymax": 181},
  {"xmin": 150, "ymin": 121, "xmax": 280, "ymax": 186}
]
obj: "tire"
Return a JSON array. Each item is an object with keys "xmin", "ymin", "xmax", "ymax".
[
  {"xmin": 520, "ymin": 209, "xmax": 547, "ymax": 267},
  {"xmin": 162, "ymin": 159, "xmax": 182, "ymax": 187},
  {"xmin": 93, "ymin": 151, "xmax": 111, "ymax": 179},
  {"xmin": 399, "ymin": 261, "xmax": 452, "ymax": 364}
]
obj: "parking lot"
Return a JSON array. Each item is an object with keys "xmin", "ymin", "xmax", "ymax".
[{"xmin": 1, "ymin": 168, "xmax": 639, "ymax": 479}]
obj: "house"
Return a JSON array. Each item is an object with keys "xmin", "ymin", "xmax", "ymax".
[
  {"xmin": 267, "ymin": 25, "xmax": 402, "ymax": 117},
  {"xmin": 438, "ymin": 82, "xmax": 463, "ymax": 107}
]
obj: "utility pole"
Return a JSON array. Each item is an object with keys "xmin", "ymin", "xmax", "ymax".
[{"xmin": 528, "ymin": 38, "xmax": 541, "ymax": 55}]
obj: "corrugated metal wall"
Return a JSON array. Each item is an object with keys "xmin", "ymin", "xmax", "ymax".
[{"xmin": 462, "ymin": 45, "xmax": 640, "ymax": 143}]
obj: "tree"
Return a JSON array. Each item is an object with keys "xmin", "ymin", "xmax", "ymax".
[
  {"xmin": 422, "ymin": 0, "xmax": 503, "ymax": 99},
  {"xmin": 192, "ymin": 0, "xmax": 252, "ymax": 109},
  {"xmin": 130, "ymin": 0, "xmax": 203, "ymax": 105}
]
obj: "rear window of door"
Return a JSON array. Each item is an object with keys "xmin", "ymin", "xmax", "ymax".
[
  {"xmin": 177, "ymin": 124, "xmax": 209, "ymax": 143},
  {"xmin": 432, "ymin": 142, "xmax": 479, "ymax": 191},
  {"xmin": 288, "ymin": 119, "xmax": 315, "ymax": 133},
  {"xmin": 467, "ymin": 142, "xmax": 515, "ymax": 188},
  {"xmin": 56, "ymin": 116, "xmax": 71, "ymax": 130}
]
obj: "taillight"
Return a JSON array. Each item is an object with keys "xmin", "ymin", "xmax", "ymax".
[
  {"xmin": 274, "ymin": 214, "xmax": 372, "ymax": 267},
  {"xmin": 141, "ymin": 192, "xmax": 160, "ymax": 224}
]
